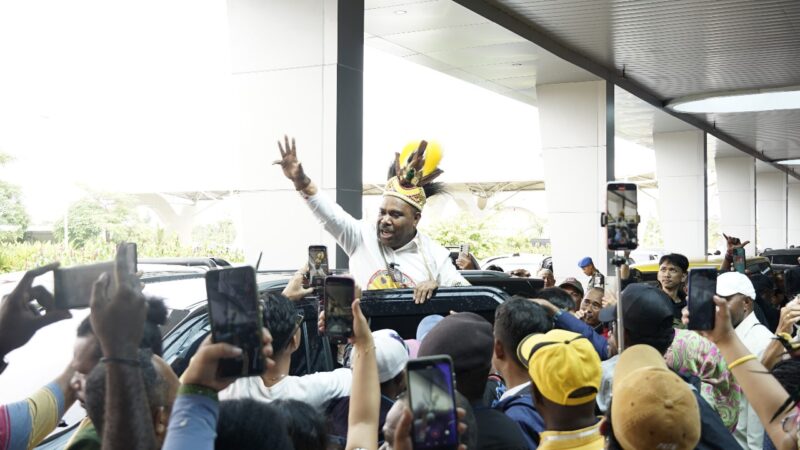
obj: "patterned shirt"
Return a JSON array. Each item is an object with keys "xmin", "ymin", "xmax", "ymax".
[
  {"xmin": 665, "ymin": 328, "xmax": 742, "ymax": 430},
  {"xmin": 0, "ymin": 382, "xmax": 66, "ymax": 450}
]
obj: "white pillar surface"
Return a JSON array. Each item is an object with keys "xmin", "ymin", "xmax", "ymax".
[
  {"xmin": 538, "ymin": 81, "xmax": 608, "ymax": 282},
  {"xmin": 227, "ymin": 0, "xmax": 359, "ymax": 269},
  {"xmin": 716, "ymin": 156, "xmax": 757, "ymax": 256},
  {"xmin": 654, "ymin": 130, "xmax": 706, "ymax": 259},
  {"xmin": 790, "ymin": 179, "xmax": 800, "ymax": 247},
  {"xmin": 757, "ymin": 171, "xmax": 788, "ymax": 251}
]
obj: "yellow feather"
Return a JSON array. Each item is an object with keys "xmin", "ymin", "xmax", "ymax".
[{"xmin": 399, "ymin": 140, "xmax": 443, "ymax": 177}]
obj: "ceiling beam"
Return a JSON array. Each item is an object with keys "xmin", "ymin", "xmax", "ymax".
[{"xmin": 452, "ymin": 0, "xmax": 799, "ymax": 181}]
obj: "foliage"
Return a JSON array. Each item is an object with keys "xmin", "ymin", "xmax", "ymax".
[
  {"xmin": 641, "ymin": 217, "xmax": 664, "ymax": 249},
  {"xmin": 192, "ymin": 219, "xmax": 237, "ymax": 248},
  {"xmin": 0, "ymin": 239, "xmax": 244, "ymax": 274},
  {"xmin": 421, "ymin": 212, "xmax": 550, "ymax": 260},
  {"xmin": 0, "ymin": 153, "xmax": 29, "ymax": 242},
  {"xmin": 52, "ymin": 192, "xmax": 154, "ymax": 248}
]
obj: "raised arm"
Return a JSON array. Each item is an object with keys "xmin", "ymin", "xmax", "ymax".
[
  {"xmin": 346, "ymin": 299, "xmax": 380, "ymax": 450},
  {"xmin": 274, "ymin": 135, "xmax": 362, "ymax": 255}
]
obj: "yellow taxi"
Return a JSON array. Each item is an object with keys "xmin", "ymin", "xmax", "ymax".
[{"xmin": 630, "ymin": 256, "xmax": 771, "ymax": 283}]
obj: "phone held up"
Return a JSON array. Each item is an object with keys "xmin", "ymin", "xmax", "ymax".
[
  {"xmin": 604, "ymin": 183, "xmax": 640, "ymax": 251},
  {"xmin": 732, "ymin": 247, "xmax": 746, "ymax": 274},
  {"xmin": 687, "ymin": 268, "xmax": 718, "ymax": 331},
  {"xmin": 54, "ymin": 243, "xmax": 138, "ymax": 309},
  {"xmin": 205, "ymin": 266, "xmax": 266, "ymax": 378},
  {"xmin": 323, "ymin": 275, "xmax": 355, "ymax": 344},
  {"xmin": 406, "ymin": 356, "xmax": 460, "ymax": 450},
  {"xmin": 307, "ymin": 245, "xmax": 330, "ymax": 289}
]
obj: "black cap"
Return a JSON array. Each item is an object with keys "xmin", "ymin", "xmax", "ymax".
[
  {"xmin": 598, "ymin": 284, "xmax": 674, "ymax": 335},
  {"xmin": 417, "ymin": 312, "xmax": 493, "ymax": 374}
]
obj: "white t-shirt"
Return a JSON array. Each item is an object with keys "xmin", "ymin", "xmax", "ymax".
[
  {"xmin": 219, "ymin": 368, "xmax": 352, "ymax": 410},
  {"xmin": 304, "ymin": 191, "xmax": 469, "ymax": 290},
  {"xmin": 733, "ymin": 312, "xmax": 774, "ymax": 450}
]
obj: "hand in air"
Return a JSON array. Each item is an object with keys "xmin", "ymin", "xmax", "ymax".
[
  {"xmin": 274, "ymin": 135, "xmax": 307, "ymax": 186},
  {"xmin": 181, "ymin": 330, "xmax": 275, "ymax": 392}
]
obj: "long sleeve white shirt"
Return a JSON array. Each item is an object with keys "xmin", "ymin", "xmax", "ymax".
[
  {"xmin": 733, "ymin": 311, "xmax": 775, "ymax": 450},
  {"xmin": 304, "ymin": 191, "xmax": 468, "ymax": 290}
]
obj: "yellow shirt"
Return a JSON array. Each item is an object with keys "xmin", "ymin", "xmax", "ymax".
[{"xmin": 538, "ymin": 422, "xmax": 604, "ymax": 450}]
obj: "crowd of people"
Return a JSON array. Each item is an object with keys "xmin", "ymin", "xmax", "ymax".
[{"xmin": 1, "ymin": 137, "xmax": 800, "ymax": 450}]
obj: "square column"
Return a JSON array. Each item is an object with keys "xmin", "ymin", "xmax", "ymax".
[
  {"xmin": 716, "ymin": 156, "xmax": 757, "ymax": 256},
  {"xmin": 227, "ymin": 0, "xmax": 363, "ymax": 269},
  {"xmin": 654, "ymin": 130, "xmax": 707, "ymax": 258},
  {"xmin": 757, "ymin": 171, "xmax": 788, "ymax": 250},
  {"xmin": 790, "ymin": 179, "xmax": 800, "ymax": 246},
  {"xmin": 538, "ymin": 81, "xmax": 608, "ymax": 281}
]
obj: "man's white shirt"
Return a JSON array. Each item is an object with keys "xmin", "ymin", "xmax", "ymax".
[
  {"xmin": 733, "ymin": 311, "xmax": 775, "ymax": 450},
  {"xmin": 305, "ymin": 191, "xmax": 469, "ymax": 290}
]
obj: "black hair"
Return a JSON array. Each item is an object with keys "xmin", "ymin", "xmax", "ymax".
[
  {"xmin": 785, "ymin": 267, "xmax": 800, "ymax": 300},
  {"xmin": 495, "ymin": 297, "xmax": 553, "ymax": 368},
  {"xmin": 659, "ymin": 253, "xmax": 689, "ymax": 273},
  {"xmin": 625, "ymin": 327, "xmax": 676, "ymax": 356},
  {"xmin": 76, "ymin": 296, "xmax": 168, "ymax": 357},
  {"xmin": 264, "ymin": 293, "xmax": 297, "ymax": 356},
  {"xmin": 485, "ymin": 264, "xmax": 504, "ymax": 272},
  {"xmin": 271, "ymin": 399, "xmax": 327, "ymax": 450},
  {"xmin": 216, "ymin": 399, "xmax": 293, "ymax": 450},
  {"xmin": 772, "ymin": 359, "xmax": 800, "ymax": 393},
  {"xmin": 84, "ymin": 349, "xmax": 165, "ymax": 435},
  {"xmin": 536, "ymin": 287, "xmax": 577, "ymax": 312}
]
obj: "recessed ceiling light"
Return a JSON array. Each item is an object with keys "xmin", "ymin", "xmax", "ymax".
[
  {"xmin": 776, "ymin": 159, "xmax": 800, "ymax": 166},
  {"xmin": 394, "ymin": 9, "xmax": 407, "ymax": 15},
  {"xmin": 669, "ymin": 87, "xmax": 800, "ymax": 113}
]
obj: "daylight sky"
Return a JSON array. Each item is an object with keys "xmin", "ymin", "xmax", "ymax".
[{"xmin": 0, "ymin": 0, "xmax": 655, "ymax": 225}]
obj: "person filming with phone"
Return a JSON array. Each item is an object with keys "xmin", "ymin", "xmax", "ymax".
[{"xmin": 275, "ymin": 136, "xmax": 468, "ymax": 304}]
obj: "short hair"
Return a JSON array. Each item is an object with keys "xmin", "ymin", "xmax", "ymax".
[
  {"xmin": 485, "ymin": 264, "xmax": 504, "ymax": 272},
  {"xmin": 264, "ymin": 293, "xmax": 297, "ymax": 356},
  {"xmin": 76, "ymin": 296, "xmax": 168, "ymax": 357},
  {"xmin": 84, "ymin": 349, "xmax": 165, "ymax": 435},
  {"xmin": 495, "ymin": 297, "xmax": 552, "ymax": 368},
  {"xmin": 536, "ymin": 287, "xmax": 577, "ymax": 312},
  {"xmin": 625, "ymin": 328, "xmax": 676, "ymax": 356},
  {"xmin": 271, "ymin": 399, "xmax": 327, "ymax": 450},
  {"xmin": 216, "ymin": 399, "xmax": 293, "ymax": 450},
  {"xmin": 659, "ymin": 253, "xmax": 689, "ymax": 273}
]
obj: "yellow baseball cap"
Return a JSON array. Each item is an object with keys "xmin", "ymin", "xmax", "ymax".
[
  {"xmin": 516, "ymin": 329, "xmax": 601, "ymax": 406},
  {"xmin": 611, "ymin": 345, "xmax": 700, "ymax": 450}
]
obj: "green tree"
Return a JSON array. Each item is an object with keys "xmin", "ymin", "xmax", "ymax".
[
  {"xmin": 0, "ymin": 153, "xmax": 29, "ymax": 242},
  {"xmin": 53, "ymin": 191, "xmax": 149, "ymax": 248},
  {"xmin": 192, "ymin": 219, "xmax": 237, "ymax": 248}
]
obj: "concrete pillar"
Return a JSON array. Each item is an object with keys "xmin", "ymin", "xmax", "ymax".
[
  {"xmin": 538, "ymin": 81, "xmax": 608, "ymax": 282},
  {"xmin": 653, "ymin": 130, "xmax": 707, "ymax": 259},
  {"xmin": 716, "ymin": 156, "xmax": 757, "ymax": 256},
  {"xmin": 227, "ymin": 0, "xmax": 363, "ymax": 269},
  {"xmin": 757, "ymin": 171, "xmax": 788, "ymax": 251},
  {"xmin": 790, "ymin": 179, "xmax": 800, "ymax": 247}
]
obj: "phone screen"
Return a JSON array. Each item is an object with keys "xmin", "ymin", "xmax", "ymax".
[
  {"xmin": 606, "ymin": 183, "xmax": 639, "ymax": 251},
  {"xmin": 733, "ymin": 248, "xmax": 746, "ymax": 274},
  {"xmin": 308, "ymin": 246, "xmax": 329, "ymax": 288},
  {"xmin": 324, "ymin": 276, "xmax": 354, "ymax": 343},
  {"xmin": 688, "ymin": 268, "xmax": 718, "ymax": 330},
  {"xmin": 206, "ymin": 266, "xmax": 264, "ymax": 378},
  {"xmin": 407, "ymin": 357, "xmax": 459, "ymax": 450},
  {"xmin": 54, "ymin": 243, "xmax": 137, "ymax": 309}
]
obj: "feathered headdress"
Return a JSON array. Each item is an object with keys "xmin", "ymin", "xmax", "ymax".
[{"xmin": 383, "ymin": 140, "xmax": 445, "ymax": 211}]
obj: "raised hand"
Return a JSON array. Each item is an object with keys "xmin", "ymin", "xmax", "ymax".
[
  {"xmin": 181, "ymin": 330, "xmax": 274, "ymax": 392},
  {"xmin": 274, "ymin": 135, "xmax": 310, "ymax": 190},
  {"xmin": 723, "ymin": 233, "xmax": 750, "ymax": 252},
  {"xmin": 0, "ymin": 263, "xmax": 71, "ymax": 358}
]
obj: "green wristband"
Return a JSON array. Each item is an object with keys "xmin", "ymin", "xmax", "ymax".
[{"xmin": 178, "ymin": 384, "xmax": 219, "ymax": 401}]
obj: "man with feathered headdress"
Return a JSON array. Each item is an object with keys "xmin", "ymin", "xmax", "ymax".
[{"xmin": 275, "ymin": 136, "xmax": 469, "ymax": 303}]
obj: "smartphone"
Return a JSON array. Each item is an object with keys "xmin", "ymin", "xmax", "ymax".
[
  {"xmin": 606, "ymin": 183, "xmax": 639, "ymax": 251},
  {"xmin": 323, "ymin": 276, "xmax": 354, "ymax": 344},
  {"xmin": 205, "ymin": 266, "xmax": 265, "ymax": 378},
  {"xmin": 732, "ymin": 247, "xmax": 746, "ymax": 274},
  {"xmin": 406, "ymin": 356, "xmax": 459, "ymax": 450},
  {"xmin": 459, "ymin": 244, "xmax": 470, "ymax": 255},
  {"xmin": 308, "ymin": 245, "xmax": 329, "ymax": 289},
  {"xmin": 54, "ymin": 243, "xmax": 137, "ymax": 309},
  {"xmin": 687, "ymin": 268, "xmax": 718, "ymax": 330}
]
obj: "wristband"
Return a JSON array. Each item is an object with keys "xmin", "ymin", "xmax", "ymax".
[
  {"xmin": 178, "ymin": 384, "xmax": 219, "ymax": 401},
  {"xmin": 727, "ymin": 354, "xmax": 757, "ymax": 370},
  {"xmin": 100, "ymin": 356, "xmax": 142, "ymax": 367}
]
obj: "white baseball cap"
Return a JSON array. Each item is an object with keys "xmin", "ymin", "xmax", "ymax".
[
  {"xmin": 372, "ymin": 329, "xmax": 409, "ymax": 383},
  {"xmin": 716, "ymin": 272, "xmax": 756, "ymax": 299}
]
